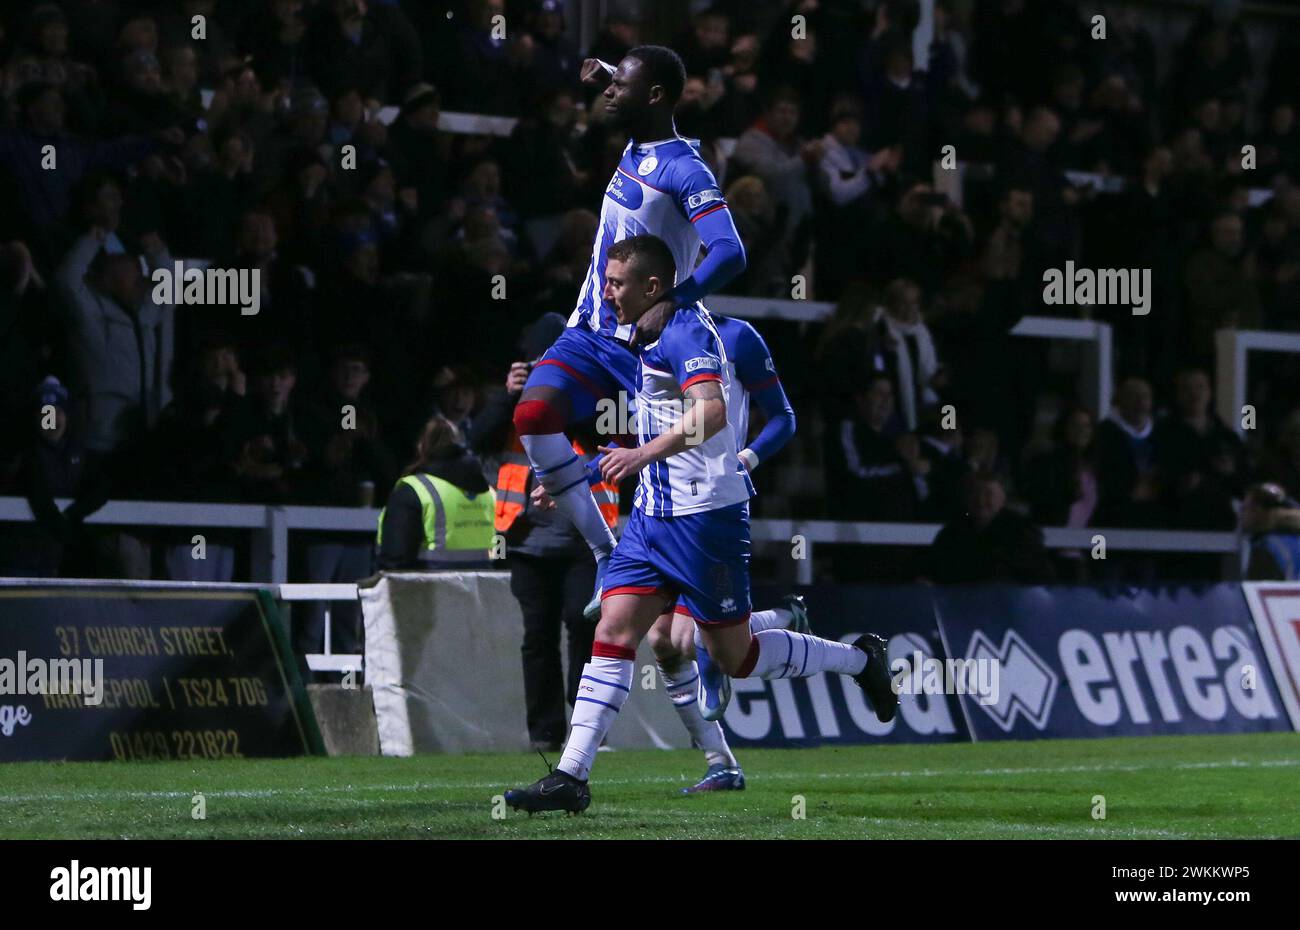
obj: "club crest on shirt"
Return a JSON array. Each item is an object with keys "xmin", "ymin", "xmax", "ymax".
[{"xmin": 637, "ymin": 155, "xmax": 658, "ymax": 175}]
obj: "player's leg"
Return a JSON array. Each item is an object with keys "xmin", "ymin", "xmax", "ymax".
[
  {"xmin": 647, "ymin": 608, "xmax": 743, "ymax": 791},
  {"xmin": 660, "ymin": 608, "xmax": 744, "ymax": 794},
  {"xmin": 694, "ymin": 593, "xmax": 811, "ymax": 721},
  {"xmin": 750, "ymin": 594, "xmax": 812, "ymax": 634},
  {"xmin": 696, "ymin": 620, "xmax": 897, "ymax": 723},
  {"xmin": 674, "ymin": 504, "xmax": 897, "ymax": 723},
  {"xmin": 513, "ymin": 335, "xmax": 620, "ymax": 618},
  {"xmin": 505, "ymin": 511, "xmax": 669, "ymax": 813},
  {"xmin": 514, "ymin": 381, "xmax": 616, "ymax": 560}
]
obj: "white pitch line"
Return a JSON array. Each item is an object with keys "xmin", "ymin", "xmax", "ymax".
[{"xmin": 0, "ymin": 756, "xmax": 1295, "ymax": 805}]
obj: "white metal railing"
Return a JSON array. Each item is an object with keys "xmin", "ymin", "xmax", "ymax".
[
  {"xmin": 1, "ymin": 498, "xmax": 1243, "ymax": 588},
  {"xmin": 1215, "ymin": 328, "xmax": 1300, "ymax": 437}
]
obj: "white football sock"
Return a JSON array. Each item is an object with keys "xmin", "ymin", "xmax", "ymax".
[
  {"xmin": 740, "ymin": 630, "xmax": 867, "ymax": 679},
  {"xmin": 521, "ymin": 433, "xmax": 615, "ymax": 558},
  {"xmin": 750, "ymin": 608, "xmax": 793, "ymax": 633},
  {"xmin": 659, "ymin": 659, "xmax": 737, "ymax": 769},
  {"xmin": 558, "ymin": 654, "xmax": 631, "ymax": 780}
]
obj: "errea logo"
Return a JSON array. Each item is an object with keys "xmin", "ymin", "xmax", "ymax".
[
  {"xmin": 684, "ymin": 357, "xmax": 719, "ymax": 372},
  {"xmin": 964, "ymin": 629, "xmax": 1057, "ymax": 732}
]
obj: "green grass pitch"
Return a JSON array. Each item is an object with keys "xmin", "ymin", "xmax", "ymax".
[{"xmin": 2, "ymin": 733, "xmax": 1298, "ymax": 839}]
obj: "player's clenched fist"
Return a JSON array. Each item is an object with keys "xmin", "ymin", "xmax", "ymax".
[
  {"xmin": 529, "ymin": 483, "xmax": 555, "ymax": 511},
  {"xmin": 581, "ymin": 58, "xmax": 614, "ymax": 87},
  {"xmin": 597, "ymin": 445, "xmax": 645, "ymax": 483}
]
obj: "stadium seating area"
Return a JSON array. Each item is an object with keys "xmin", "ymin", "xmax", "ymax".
[{"xmin": 2, "ymin": 0, "xmax": 1300, "ymax": 585}]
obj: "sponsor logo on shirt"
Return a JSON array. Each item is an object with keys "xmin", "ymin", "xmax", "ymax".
[
  {"xmin": 687, "ymin": 189, "xmax": 723, "ymax": 210},
  {"xmin": 605, "ymin": 173, "xmax": 644, "ymax": 209},
  {"xmin": 684, "ymin": 357, "xmax": 720, "ymax": 372}
]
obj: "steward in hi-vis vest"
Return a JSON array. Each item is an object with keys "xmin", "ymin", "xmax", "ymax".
[{"xmin": 377, "ymin": 416, "xmax": 495, "ymax": 569}]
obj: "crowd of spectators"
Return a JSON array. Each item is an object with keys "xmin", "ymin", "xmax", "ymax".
[{"xmin": 1, "ymin": 0, "xmax": 1300, "ymax": 586}]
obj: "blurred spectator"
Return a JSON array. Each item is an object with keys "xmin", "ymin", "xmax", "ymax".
[
  {"xmin": 506, "ymin": 86, "xmax": 589, "ymax": 229},
  {"xmin": 927, "ymin": 471, "xmax": 1056, "ymax": 584},
  {"xmin": 211, "ymin": 208, "xmax": 314, "ymax": 369},
  {"xmin": 825, "ymin": 372, "xmax": 920, "ymax": 522},
  {"xmin": 299, "ymin": 343, "xmax": 398, "ymax": 507},
  {"xmin": 870, "ymin": 182, "xmax": 974, "ymax": 298},
  {"xmin": 587, "ymin": 10, "xmax": 640, "ymax": 72},
  {"xmin": 293, "ymin": 341, "xmax": 397, "ymax": 665},
  {"xmin": 677, "ymin": 7, "xmax": 731, "ymax": 78},
  {"xmin": 1023, "ymin": 404, "xmax": 1099, "ymax": 581},
  {"xmin": 222, "ymin": 346, "xmax": 309, "ymax": 504},
  {"xmin": 731, "ymin": 86, "xmax": 823, "ymax": 279},
  {"xmin": 386, "ymin": 82, "xmax": 451, "ymax": 221},
  {"xmin": 1258, "ymin": 409, "xmax": 1300, "ymax": 501},
  {"xmin": 1243, "ymin": 483, "xmax": 1300, "ymax": 581},
  {"xmin": 722, "ymin": 175, "xmax": 785, "ymax": 296},
  {"xmin": 1154, "ymin": 368, "xmax": 1245, "ymax": 530},
  {"xmin": 446, "ymin": 0, "xmax": 523, "ymax": 115},
  {"xmin": 55, "ymin": 228, "xmax": 174, "ymax": 459},
  {"xmin": 1024, "ymin": 405, "xmax": 1099, "ymax": 526},
  {"xmin": 915, "ymin": 416, "xmax": 965, "ymax": 523},
  {"xmin": 872, "ymin": 278, "xmax": 943, "ymax": 432},
  {"xmin": 1095, "ymin": 375, "xmax": 1162, "ymax": 528},
  {"xmin": 0, "ymin": 240, "xmax": 46, "ymax": 422},
  {"xmin": 513, "ymin": 0, "xmax": 582, "ymax": 102},
  {"xmin": 306, "ymin": 0, "xmax": 422, "ymax": 103},
  {"xmin": 0, "ymin": 376, "xmax": 105, "ymax": 578},
  {"xmin": 0, "ymin": 81, "xmax": 173, "ymax": 248},
  {"xmin": 181, "ymin": 127, "xmax": 256, "ymax": 259},
  {"xmin": 860, "ymin": 35, "xmax": 928, "ymax": 177},
  {"xmin": 105, "ymin": 48, "xmax": 186, "ymax": 134},
  {"xmin": 1184, "ymin": 211, "xmax": 1260, "ymax": 362},
  {"xmin": 241, "ymin": 0, "xmax": 310, "ymax": 90}
]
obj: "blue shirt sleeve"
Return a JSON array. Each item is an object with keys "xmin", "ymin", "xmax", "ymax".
[
  {"xmin": 669, "ymin": 156, "xmax": 746, "ymax": 306},
  {"xmin": 733, "ymin": 321, "xmax": 796, "ymax": 464},
  {"xmin": 661, "ymin": 318, "xmax": 724, "ymax": 392}
]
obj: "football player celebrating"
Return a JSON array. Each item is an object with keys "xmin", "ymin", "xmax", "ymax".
[
  {"xmin": 511, "ymin": 46, "xmax": 746, "ymax": 622},
  {"xmin": 504, "ymin": 236, "xmax": 897, "ymax": 815}
]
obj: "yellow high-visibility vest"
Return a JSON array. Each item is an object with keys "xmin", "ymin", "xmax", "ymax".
[{"xmin": 378, "ymin": 472, "xmax": 496, "ymax": 563}]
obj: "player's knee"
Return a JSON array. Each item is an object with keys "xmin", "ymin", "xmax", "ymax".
[
  {"xmin": 711, "ymin": 637, "xmax": 756, "ymax": 678},
  {"xmin": 646, "ymin": 624, "xmax": 678, "ymax": 663},
  {"xmin": 670, "ymin": 618, "xmax": 696, "ymax": 657},
  {"xmin": 513, "ymin": 398, "xmax": 567, "ymax": 436}
]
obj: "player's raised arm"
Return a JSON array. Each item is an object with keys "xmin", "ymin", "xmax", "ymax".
[{"xmin": 580, "ymin": 58, "xmax": 616, "ymax": 88}]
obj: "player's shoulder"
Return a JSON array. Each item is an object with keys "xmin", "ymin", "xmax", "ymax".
[
  {"xmin": 660, "ymin": 306, "xmax": 722, "ymax": 355},
  {"xmin": 656, "ymin": 139, "xmax": 717, "ymax": 182},
  {"xmin": 712, "ymin": 314, "xmax": 759, "ymax": 342}
]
